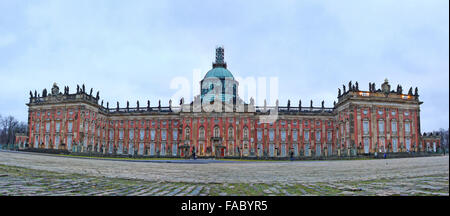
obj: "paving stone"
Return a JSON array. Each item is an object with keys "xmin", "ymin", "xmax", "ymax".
[{"xmin": 188, "ymin": 186, "xmax": 204, "ymax": 196}]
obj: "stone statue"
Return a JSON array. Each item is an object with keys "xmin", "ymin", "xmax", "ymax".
[
  {"xmin": 169, "ymin": 99, "xmax": 172, "ymax": 108},
  {"xmin": 369, "ymin": 82, "xmax": 372, "ymax": 92},
  {"xmin": 82, "ymin": 84, "xmax": 85, "ymax": 93},
  {"xmin": 42, "ymin": 88, "xmax": 47, "ymax": 97},
  {"xmin": 34, "ymin": 90, "xmax": 37, "ymax": 98},
  {"xmin": 89, "ymin": 88, "xmax": 93, "ymax": 96},
  {"xmin": 275, "ymin": 99, "xmax": 279, "ymax": 107},
  {"xmin": 263, "ymin": 99, "xmax": 267, "ymax": 111},
  {"xmin": 101, "ymin": 100, "xmax": 103, "ymax": 107},
  {"xmin": 310, "ymin": 100, "xmax": 313, "ymax": 108},
  {"xmin": 333, "ymin": 101, "xmax": 336, "ymax": 106},
  {"xmin": 250, "ymin": 97, "xmax": 255, "ymax": 106},
  {"xmin": 338, "ymin": 88, "xmax": 341, "ymax": 96},
  {"xmin": 96, "ymin": 91, "xmax": 99, "ymax": 100},
  {"xmin": 158, "ymin": 100, "xmax": 161, "ymax": 108},
  {"xmin": 147, "ymin": 100, "xmax": 150, "ymax": 109},
  {"xmin": 287, "ymin": 99, "xmax": 290, "ymax": 110},
  {"xmin": 116, "ymin": 102, "xmax": 119, "ymax": 111},
  {"xmin": 343, "ymin": 85, "xmax": 346, "ymax": 93},
  {"xmin": 408, "ymin": 87, "xmax": 413, "ymax": 95},
  {"xmin": 348, "ymin": 81, "xmax": 352, "ymax": 91},
  {"xmin": 299, "ymin": 100, "xmax": 302, "ymax": 110},
  {"xmin": 355, "ymin": 82, "xmax": 359, "ymax": 91},
  {"xmin": 180, "ymin": 97, "xmax": 184, "ymax": 105},
  {"xmin": 126, "ymin": 101, "xmax": 129, "ymax": 110},
  {"xmin": 414, "ymin": 87, "xmax": 418, "ymax": 96},
  {"xmin": 77, "ymin": 85, "xmax": 80, "ymax": 93},
  {"xmin": 137, "ymin": 100, "xmax": 140, "ymax": 110},
  {"xmin": 29, "ymin": 91, "xmax": 33, "ymax": 98},
  {"xmin": 321, "ymin": 100, "xmax": 324, "ymax": 108},
  {"xmin": 51, "ymin": 82, "xmax": 59, "ymax": 95},
  {"xmin": 371, "ymin": 83, "xmax": 375, "ymax": 92},
  {"xmin": 107, "ymin": 102, "xmax": 109, "ymax": 109}
]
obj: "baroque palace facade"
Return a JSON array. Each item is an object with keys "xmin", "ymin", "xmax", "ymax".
[{"xmin": 22, "ymin": 47, "xmax": 441, "ymax": 158}]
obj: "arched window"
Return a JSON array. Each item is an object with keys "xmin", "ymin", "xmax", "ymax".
[
  {"xmin": 199, "ymin": 127, "xmax": 205, "ymax": 139},
  {"xmin": 214, "ymin": 126, "xmax": 220, "ymax": 137},
  {"xmin": 185, "ymin": 127, "xmax": 190, "ymax": 140},
  {"xmin": 228, "ymin": 127, "xmax": 234, "ymax": 139}
]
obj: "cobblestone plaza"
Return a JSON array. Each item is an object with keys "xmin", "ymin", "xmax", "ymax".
[{"xmin": 0, "ymin": 151, "xmax": 448, "ymax": 196}]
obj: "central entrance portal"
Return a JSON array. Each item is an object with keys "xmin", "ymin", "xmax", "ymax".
[{"xmin": 212, "ymin": 137, "xmax": 225, "ymax": 158}]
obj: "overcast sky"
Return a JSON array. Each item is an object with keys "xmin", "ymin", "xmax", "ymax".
[{"xmin": 0, "ymin": 0, "xmax": 448, "ymax": 132}]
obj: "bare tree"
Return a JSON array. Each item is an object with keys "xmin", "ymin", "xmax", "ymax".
[{"xmin": 0, "ymin": 115, "xmax": 27, "ymax": 147}]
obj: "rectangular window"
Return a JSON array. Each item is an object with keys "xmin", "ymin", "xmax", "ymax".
[
  {"xmin": 119, "ymin": 129, "xmax": 124, "ymax": 139},
  {"xmin": 46, "ymin": 122, "xmax": 50, "ymax": 133},
  {"xmin": 316, "ymin": 131, "xmax": 321, "ymax": 142},
  {"xmin": 304, "ymin": 131, "xmax": 309, "ymax": 141},
  {"xmin": 67, "ymin": 135, "xmax": 72, "ymax": 149},
  {"xmin": 129, "ymin": 129, "xmax": 134, "ymax": 140},
  {"xmin": 363, "ymin": 121, "xmax": 369, "ymax": 135},
  {"xmin": 391, "ymin": 121, "xmax": 397, "ymax": 134},
  {"xmin": 379, "ymin": 121, "xmax": 384, "ymax": 134},
  {"xmin": 55, "ymin": 135, "xmax": 60, "ymax": 148},
  {"xmin": 140, "ymin": 129, "xmax": 145, "ymax": 140},
  {"xmin": 327, "ymin": 131, "xmax": 332, "ymax": 142},
  {"xmin": 172, "ymin": 130, "xmax": 178, "ymax": 140},
  {"xmin": 162, "ymin": 130, "xmax": 167, "ymax": 141},
  {"xmin": 109, "ymin": 130, "xmax": 114, "ymax": 140},
  {"xmin": 293, "ymin": 130, "xmax": 298, "ymax": 142},
  {"xmin": 151, "ymin": 130, "xmax": 155, "ymax": 140},
  {"xmin": 281, "ymin": 130, "xmax": 286, "ymax": 141},
  {"xmin": 55, "ymin": 122, "xmax": 60, "ymax": 132},
  {"xmin": 257, "ymin": 130, "xmax": 262, "ymax": 141},
  {"xmin": 405, "ymin": 122, "xmax": 411, "ymax": 134},
  {"xmin": 68, "ymin": 122, "xmax": 73, "ymax": 132}
]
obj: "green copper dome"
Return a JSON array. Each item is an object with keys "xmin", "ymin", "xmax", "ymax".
[{"xmin": 204, "ymin": 67, "xmax": 234, "ymax": 79}]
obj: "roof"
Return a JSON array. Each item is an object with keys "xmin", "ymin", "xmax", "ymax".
[{"xmin": 204, "ymin": 67, "xmax": 234, "ymax": 79}]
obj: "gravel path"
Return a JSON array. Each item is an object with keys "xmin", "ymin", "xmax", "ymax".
[{"xmin": 0, "ymin": 151, "xmax": 448, "ymax": 184}]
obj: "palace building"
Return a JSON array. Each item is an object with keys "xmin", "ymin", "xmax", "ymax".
[{"xmin": 21, "ymin": 47, "xmax": 441, "ymax": 158}]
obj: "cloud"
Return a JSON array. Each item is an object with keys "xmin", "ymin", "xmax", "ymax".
[{"xmin": 0, "ymin": 0, "xmax": 448, "ymax": 132}]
